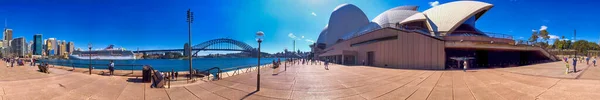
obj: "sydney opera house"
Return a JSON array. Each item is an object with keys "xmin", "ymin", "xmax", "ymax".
[{"xmin": 312, "ymin": 1, "xmax": 556, "ymax": 69}]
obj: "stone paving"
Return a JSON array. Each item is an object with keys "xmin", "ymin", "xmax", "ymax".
[
  {"xmin": 1, "ymin": 61, "xmax": 600, "ymax": 100},
  {"xmin": 496, "ymin": 61, "xmax": 589, "ymax": 79}
]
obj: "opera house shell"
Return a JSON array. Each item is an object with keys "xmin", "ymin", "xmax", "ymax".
[{"xmin": 313, "ymin": 1, "xmax": 557, "ymax": 70}]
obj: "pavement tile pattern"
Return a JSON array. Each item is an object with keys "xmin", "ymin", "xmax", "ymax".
[{"xmin": 1, "ymin": 61, "xmax": 600, "ymax": 100}]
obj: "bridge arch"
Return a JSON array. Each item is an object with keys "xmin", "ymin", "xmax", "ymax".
[{"xmin": 191, "ymin": 38, "xmax": 255, "ymax": 56}]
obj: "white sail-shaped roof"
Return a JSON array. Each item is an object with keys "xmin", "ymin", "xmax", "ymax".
[
  {"xmin": 422, "ymin": 1, "xmax": 493, "ymax": 35},
  {"xmin": 320, "ymin": 4, "xmax": 370, "ymax": 47}
]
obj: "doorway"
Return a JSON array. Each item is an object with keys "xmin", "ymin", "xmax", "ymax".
[{"xmin": 367, "ymin": 51, "xmax": 374, "ymax": 66}]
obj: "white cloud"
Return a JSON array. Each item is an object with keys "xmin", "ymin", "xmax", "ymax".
[
  {"xmin": 288, "ymin": 33, "xmax": 296, "ymax": 39},
  {"xmin": 540, "ymin": 25, "xmax": 548, "ymax": 31},
  {"xmin": 532, "ymin": 29, "xmax": 537, "ymax": 32},
  {"xmin": 301, "ymin": 36, "xmax": 305, "ymax": 39},
  {"xmin": 311, "ymin": 12, "xmax": 317, "ymax": 16},
  {"xmin": 305, "ymin": 39, "xmax": 315, "ymax": 43},
  {"xmin": 429, "ymin": 1, "xmax": 439, "ymax": 7},
  {"xmin": 549, "ymin": 34, "xmax": 559, "ymax": 39},
  {"xmin": 519, "ymin": 37, "xmax": 524, "ymax": 39}
]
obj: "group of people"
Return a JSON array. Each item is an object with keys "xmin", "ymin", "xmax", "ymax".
[
  {"xmin": 564, "ymin": 56, "xmax": 596, "ymax": 74},
  {"xmin": 3, "ymin": 58, "xmax": 34, "ymax": 67},
  {"xmin": 277, "ymin": 58, "xmax": 329, "ymax": 70},
  {"xmin": 288, "ymin": 58, "xmax": 320, "ymax": 65}
]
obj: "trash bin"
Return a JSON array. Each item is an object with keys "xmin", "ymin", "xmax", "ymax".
[{"xmin": 142, "ymin": 65, "xmax": 152, "ymax": 83}]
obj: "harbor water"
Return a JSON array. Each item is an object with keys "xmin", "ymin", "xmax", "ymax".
[{"xmin": 38, "ymin": 58, "xmax": 281, "ymax": 72}]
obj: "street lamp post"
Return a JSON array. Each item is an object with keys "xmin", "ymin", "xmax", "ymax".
[
  {"xmin": 88, "ymin": 43, "xmax": 92, "ymax": 75},
  {"xmin": 187, "ymin": 9, "xmax": 194, "ymax": 80},
  {"xmin": 284, "ymin": 48, "xmax": 287, "ymax": 71},
  {"xmin": 574, "ymin": 29, "xmax": 577, "ymax": 72},
  {"xmin": 256, "ymin": 31, "xmax": 264, "ymax": 91}
]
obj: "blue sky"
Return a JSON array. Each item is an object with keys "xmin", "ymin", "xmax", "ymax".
[{"xmin": 1, "ymin": 0, "xmax": 599, "ymax": 54}]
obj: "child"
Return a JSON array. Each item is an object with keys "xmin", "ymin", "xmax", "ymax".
[{"xmin": 565, "ymin": 61, "xmax": 570, "ymax": 74}]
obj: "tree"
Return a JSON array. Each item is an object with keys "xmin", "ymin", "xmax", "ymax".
[
  {"xmin": 573, "ymin": 40, "xmax": 590, "ymax": 54},
  {"xmin": 552, "ymin": 38, "xmax": 561, "ymax": 49},
  {"xmin": 529, "ymin": 31, "xmax": 539, "ymax": 44},
  {"xmin": 565, "ymin": 40, "xmax": 573, "ymax": 49},
  {"xmin": 539, "ymin": 30, "xmax": 550, "ymax": 47}
]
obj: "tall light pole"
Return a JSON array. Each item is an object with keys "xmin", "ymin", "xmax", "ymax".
[
  {"xmin": 284, "ymin": 48, "xmax": 287, "ymax": 71},
  {"xmin": 255, "ymin": 31, "xmax": 264, "ymax": 91},
  {"xmin": 187, "ymin": 9, "xmax": 194, "ymax": 79},
  {"xmin": 574, "ymin": 29, "xmax": 577, "ymax": 72},
  {"xmin": 88, "ymin": 43, "xmax": 92, "ymax": 75}
]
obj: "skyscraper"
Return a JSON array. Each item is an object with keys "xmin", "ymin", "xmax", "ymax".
[
  {"xmin": 57, "ymin": 40, "xmax": 62, "ymax": 56},
  {"xmin": 47, "ymin": 38, "xmax": 56, "ymax": 56},
  {"xmin": 27, "ymin": 41, "xmax": 32, "ymax": 56},
  {"xmin": 59, "ymin": 40, "xmax": 66, "ymax": 56},
  {"xmin": 67, "ymin": 41, "xmax": 74, "ymax": 54},
  {"xmin": 33, "ymin": 34, "xmax": 42, "ymax": 55},
  {"xmin": 11, "ymin": 37, "xmax": 25, "ymax": 57},
  {"xmin": 3, "ymin": 29, "xmax": 12, "ymax": 41}
]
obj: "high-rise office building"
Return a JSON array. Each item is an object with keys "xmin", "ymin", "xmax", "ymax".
[
  {"xmin": 11, "ymin": 37, "xmax": 25, "ymax": 57},
  {"xmin": 33, "ymin": 34, "xmax": 42, "ymax": 55},
  {"xmin": 67, "ymin": 41, "xmax": 74, "ymax": 54},
  {"xmin": 3, "ymin": 29, "xmax": 12, "ymax": 41},
  {"xmin": 59, "ymin": 40, "xmax": 66, "ymax": 56},
  {"xmin": 27, "ymin": 41, "xmax": 32, "ymax": 55},
  {"xmin": 57, "ymin": 40, "xmax": 62, "ymax": 56},
  {"xmin": 47, "ymin": 38, "xmax": 56, "ymax": 56}
]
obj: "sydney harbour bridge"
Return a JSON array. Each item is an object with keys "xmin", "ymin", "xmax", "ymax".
[{"xmin": 134, "ymin": 38, "xmax": 258, "ymax": 57}]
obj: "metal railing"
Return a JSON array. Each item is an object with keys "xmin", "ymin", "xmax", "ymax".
[
  {"xmin": 36, "ymin": 60, "xmax": 144, "ymax": 74},
  {"xmin": 195, "ymin": 67, "xmax": 222, "ymax": 81}
]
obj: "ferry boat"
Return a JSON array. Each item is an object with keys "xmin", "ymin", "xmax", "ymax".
[{"xmin": 69, "ymin": 45, "xmax": 136, "ymax": 60}]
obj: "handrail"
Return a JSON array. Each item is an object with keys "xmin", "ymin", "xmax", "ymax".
[
  {"xmin": 195, "ymin": 67, "xmax": 222, "ymax": 81},
  {"xmin": 36, "ymin": 60, "xmax": 144, "ymax": 74}
]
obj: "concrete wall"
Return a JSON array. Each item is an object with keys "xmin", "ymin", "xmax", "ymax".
[{"xmin": 321, "ymin": 28, "xmax": 446, "ymax": 69}]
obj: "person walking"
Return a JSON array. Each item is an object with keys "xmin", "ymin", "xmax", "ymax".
[
  {"xmin": 11, "ymin": 58, "xmax": 14, "ymax": 68},
  {"xmin": 463, "ymin": 60, "xmax": 468, "ymax": 72},
  {"xmin": 108, "ymin": 60, "xmax": 115, "ymax": 76},
  {"xmin": 565, "ymin": 61, "xmax": 570, "ymax": 74},
  {"xmin": 586, "ymin": 56, "xmax": 590, "ymax": 65},
  {"xmin": 573, "ymin": 57, "xmax": 577, "ymax": 72},
  {"xmin": 30, "ymin": 58, "xmax": 34, "ymax": 67},
  {"xmin": 324, "ymin": 59, "xmax": 329, "ymax": 70},
  {"xmin": 593, "ymin": 57, "xmax": 597, "ymax": 67},
  {"xmin": 5, "ymin": 58, "xmax": 9, "ymax": 68}
]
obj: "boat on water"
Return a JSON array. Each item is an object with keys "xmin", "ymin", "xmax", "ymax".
[{"xmin": 69, "ymin": 45, "xmax": 136, "ymax": 60}]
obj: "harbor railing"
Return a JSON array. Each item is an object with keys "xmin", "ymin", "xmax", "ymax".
[{"xmin": 37, "ymin": 60, "xmax": 145, "ymax": 74}]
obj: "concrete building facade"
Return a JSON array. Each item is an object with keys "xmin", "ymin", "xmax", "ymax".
[
  {"xmin": 314, "ymin": 1, "xmax": 556, "ymax": 70},
  {"xmin": 67, "ymin": 41, "xmax": 74, "ymax": 55},
  {"xmin": 11, "ymin": 37, "xmax": 26, "ymax": 57}
]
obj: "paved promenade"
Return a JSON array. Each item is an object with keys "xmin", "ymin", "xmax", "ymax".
[{"xmin": 1, "ymin": 61, "xmax": 600, "ymax": 100}]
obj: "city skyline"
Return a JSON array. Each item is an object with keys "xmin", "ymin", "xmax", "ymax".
[{"xmin": 1, "ymin": 0, "xmax": 600, "ymax": 54}]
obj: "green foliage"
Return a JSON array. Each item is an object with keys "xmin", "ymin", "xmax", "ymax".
[
  {"xmin": 568, "ymin": 40, "xmax": 600, "ymax": 54},
  {"xmin": 529, "ymin": 31, "xmax": 539, "ymax": 43},
  {"xmin": 539, "ymin": 30, "xmax": 550, "ymax": 42}
]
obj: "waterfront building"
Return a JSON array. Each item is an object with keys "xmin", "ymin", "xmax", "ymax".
[
  {"xmin": 314, "ymin": 1, "xmax": 555, "ymax": 69},
  {"xmin": 47, "ymin": 38, "xmax": 56, "ymax": 56},
  {"xmin": 67, "ymin": 41, "xmax": 74, "ymax": 54},
  {"xmin": 2, "ymin": 28, "xmax": 12, "ymax": 57},
  {"xmin": 59, "ymin": 40, "xmax": 66, "ymax": 56},
  {"xmin": 27, "ymin": 41, "xmax": 32, "ymax": 56},
  {"xmin": 3, "ymin": 29, "xmax": 12, "ymax": 41},
  {"xmin": 33, "ymin": 34, "xmax": 42, "ymax": 55},
  {"xmin": 56, "ymin": 40, "xmax": 61, "ymax": 56},
  {"xmin": 10, "ymin": 37, "xmax": 26, "ymax": 57}
]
